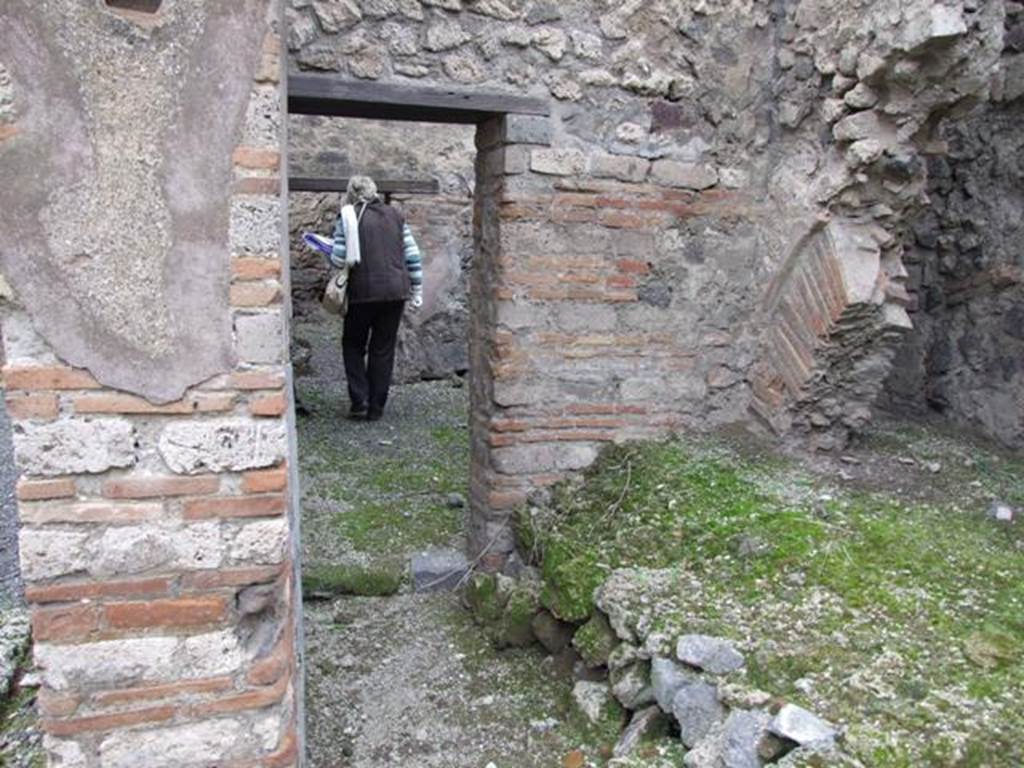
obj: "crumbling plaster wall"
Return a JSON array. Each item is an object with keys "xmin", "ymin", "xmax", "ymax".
[
  {"xmin": 885, "ymin": 6, "xmax": 1024, "ymax": 448},
  {"xmin": 288, "ymin": 0, "xmax": 1007, "ymax": 559},
  {"xmin": 288, "ymin": 117, "xmax": 476, "ymax": 379},
  {"xmin": 0, "ymin": 2, "xmax": 302, "ymax": 766}
]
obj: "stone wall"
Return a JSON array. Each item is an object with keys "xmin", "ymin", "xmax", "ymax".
[
  {"xmin": 289, "ymin": 0, "xmax": 1007, "ymax": 564},
  {"xmin": 288, "ymin": 116, "xmax": 475, "ymax": 379},
  {"xmin": 0, "ymin": 2, "xmax": 301, "ymax": 765},
  {"xmin": 884, "ymin": 7, "xmax": 1024, "ymax": 448}
]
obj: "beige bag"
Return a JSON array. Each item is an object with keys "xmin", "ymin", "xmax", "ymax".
[{"xmin": 322, "ymin": 265, "xmax": 350, "ymax": 316}]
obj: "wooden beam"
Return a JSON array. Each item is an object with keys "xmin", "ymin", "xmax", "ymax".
[
  {"xmin": 288, "ymin": 74, "xmax": 550, "ymax": 123},
  {"xmin": 289, "ymin": 177, "xmax": 441, "ymax": 195}
]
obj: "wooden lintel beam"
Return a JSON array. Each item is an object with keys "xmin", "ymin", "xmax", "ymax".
[
  {"xmin": 288, "ymin": 74, "xmax": 550, "ymax": 123},
  {"xmin": 289, "ymin": 177, "xmax": 441, "ymax": 195}
]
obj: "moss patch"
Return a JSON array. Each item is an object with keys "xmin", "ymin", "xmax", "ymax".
[
  {"xmin": 522, "ymin": 432, "xmax": 1024, "ymax": 767},
  {"xmin": 296, "ymin": 376, "xmax": 470, "ymax": 566},
  {"xmin": 302, "ymin": 562, "xmax": 404, "ymax": 597}
]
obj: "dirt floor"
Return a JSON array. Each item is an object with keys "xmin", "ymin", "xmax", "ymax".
[{"xmin": 294, "ymin": 316, "xmax": 586, "ymax": 768}]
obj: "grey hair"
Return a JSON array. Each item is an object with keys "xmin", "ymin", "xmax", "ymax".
[{"xmin": 345, "ymin": 175, "xmax": 378, "ymax": 205}]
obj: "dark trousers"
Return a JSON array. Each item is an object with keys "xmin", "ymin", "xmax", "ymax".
[{"xmin": 342, "ymin": 300, "xmax": 405, "ymax": 415}]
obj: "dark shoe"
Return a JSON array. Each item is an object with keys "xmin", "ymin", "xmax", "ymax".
[
  {"xmin": 365, "ymin": 409, "xmax": 383, "ymax": 422},
  {"xmin": 348, "ymin": 405, "xmax": 368, "ymax": 420}
]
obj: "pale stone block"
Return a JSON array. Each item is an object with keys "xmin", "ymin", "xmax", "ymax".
[
  {"xmin": 99, "ymin": 718, "xmax": 250, "ymax": 768},
  {"xmin": 591, "ymin": 152, "xmax": 650, "ymax": 183},
  {"xmin": 650, "ymin": 160, "xmax": 718, "ymax": 190},
  {"xmin": 159, "ymin": 420, "xmax": 287, "ymax": 474},
  {"xmin": 36, "ymin": 636, "xmax": 178, "ymax": 691},
  {"xmin": 530, "ymin": 148, "xmax": 586, "ymax": 176},
  {"xmin": 19, "ymin": 529, "xmax": 91, "ymax": 581},
  {"xmin": 503, "ymin": 114, "xmax": 552, "ymax": 145},
  {"xmin": 180, "ymin": 629, "xmax": 247, "ymax": 678},
  {"xmin": 229, "ymin": 518, "xmax": 289, "ymax": 564},
  {"xmin": 95, "ymin": 522, "xmax": 224, "ymax": 577},
  {"xmin": 235, "ymin": 311, "xmax": 285, "ymax": 364},
  {"xmin": 13, "ymin": 419, "xmax": 136, "ymax": 477},
  {"xmin": 42, "ymin": 735, "xmax": 87, "ymax": 768},
  {"xmin": 230, "ymin": 196, "xmax": 282, "ymax": 254}
]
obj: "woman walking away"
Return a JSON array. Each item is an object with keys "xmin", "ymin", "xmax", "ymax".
[{"xmin": 328, "ymin": 175, "xmax": 423, "ymax": 421}]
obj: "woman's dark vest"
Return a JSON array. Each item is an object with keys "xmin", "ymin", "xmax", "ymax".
[{"xmin": 347, "ymin": 200, "xmax": 411, "ymax": 304}]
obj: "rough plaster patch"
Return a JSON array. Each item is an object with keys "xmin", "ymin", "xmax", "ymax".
[
  {"xmin": 13, "ymin": 419, "xmax": 136, "ymax": 477},
  {"xmin": 158, "ymin": 420, "xmax": 287, "ymax": 473},
  {"xmin": 0, "ymin": 1, "xmax": 271, "ymax": 401},
  {"xmin": 0, "ymin": 308, "xmax": 60, "ymax": 364}
]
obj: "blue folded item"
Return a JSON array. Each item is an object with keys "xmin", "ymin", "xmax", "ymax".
[{"xmin": 303, "ymin": 233, "xmax": 334, "ymax": 256}]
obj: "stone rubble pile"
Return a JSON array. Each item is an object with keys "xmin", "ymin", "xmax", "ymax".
[{"xmin": 466, "ymin": 568, "xmax": 856, "ymax": 767}]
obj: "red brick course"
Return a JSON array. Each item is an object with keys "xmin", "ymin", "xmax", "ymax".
[
  {"xmin": 26, "ymin": 576, "xmax": 175, "ymax": 605},
  {"xmin": 232, "ymin": 147, "xmax": 282, "ymax": 170},
  {"xmin": 230, "ymin": 282, "xmax": 282, "ymax": 307},
  {"xmin": 242, "ymin": 466, "xmax": 288, "ymax": 494},
  {"xmin": 104, "ymin": 596, "xmax": 229, "ymax": 630},
  {"xmin": 5, "ymin": 393, "xmax": 59, "ymax": 420},
  {"xmin": 2, "ymin": 365, "xmax": 101, "ymax": 391},
  {"xmin": 72, "ymin": 392, "xmax": 236, "ymax": 415},
  {"xmin": 16, "ymin": 478, "xmax": 76, "ymax": 501},
  {"xmin": 103, "ymin": 475, "xmax": 220, "ymax": 499},
  {"xmin": 42, "ymin": 705, "xmax": 176, "ymax": 737},
  {"xmin": 183, "ymin": 494, "xmax": 285, "ymax": 520},
  {"xmin": 230, "ymin": 370, "xmax": 287, "ymax": 390},
  {"xmin": 232, "ymin": 257, "xmax": 283, "ymax": 280},
  {"xmin": 249, "ymin": 390, "xmax": 287, "ymax": 417}
]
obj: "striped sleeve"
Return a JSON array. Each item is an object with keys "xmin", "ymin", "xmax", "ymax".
[
  {"xmin": 328, "ymin": 216, "xmax": 347, "ymax": 269},
  {"xmin": 403, "ymin": 224, "xmax": 423, "ymax": 287}
]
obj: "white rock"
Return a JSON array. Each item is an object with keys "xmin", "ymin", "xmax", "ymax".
[
  {"xmin": 770, "ymin": 703, "xmax": 837, "ymax": 746},
  {"xmin": 989, "ymin": 500, "xmax": 1015, "ymax": 522},
  {"xmin": 573, "ymin": 680, "xmax": 613, "ymax": 724},
  {"xmin": 159, "ymin": 419, "xmax": 287, "ymax": 473}
]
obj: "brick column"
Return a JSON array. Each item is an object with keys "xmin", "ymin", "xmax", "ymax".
[{"xmin": 1, "ymin": 4, "xmax": 302, "ymax": 765}]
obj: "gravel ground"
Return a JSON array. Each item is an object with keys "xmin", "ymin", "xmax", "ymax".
[
  {"xmin": 305, "ymin": 594, "xmax": 580, "ymax": 768},
  {"xmin": 294, "ymin": 314, "xmax": 590, "ymax": 767},
  {"xmin": 0, "ymin": 402, "xmax": 22, "ymax": 605}
]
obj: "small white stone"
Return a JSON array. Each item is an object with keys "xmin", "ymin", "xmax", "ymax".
[{"xmin": 770, "ymin": 703, "xmax": 837, "ymax": 746}]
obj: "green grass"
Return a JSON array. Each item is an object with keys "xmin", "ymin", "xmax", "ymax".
[
  {"xmin": 521, "ymin": 435, "xmax": 1024, "ymax": 767},
  {"xmin": 296, "ymin": 377, "xmax": 469, "ymax": 563}
]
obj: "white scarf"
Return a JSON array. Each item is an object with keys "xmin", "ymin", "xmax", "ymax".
[{"xmin": 340, "ymin": 203, "xmax": 361, "ymax": 267}]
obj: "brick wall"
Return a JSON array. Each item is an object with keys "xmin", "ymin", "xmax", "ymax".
[
  {"xmin": 0, "ymin": 3, "xmax": 302, "ymax": 764},
  {"xmin": 466, "ymin": 115, "xmax": 760, "ymax": 562}
]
